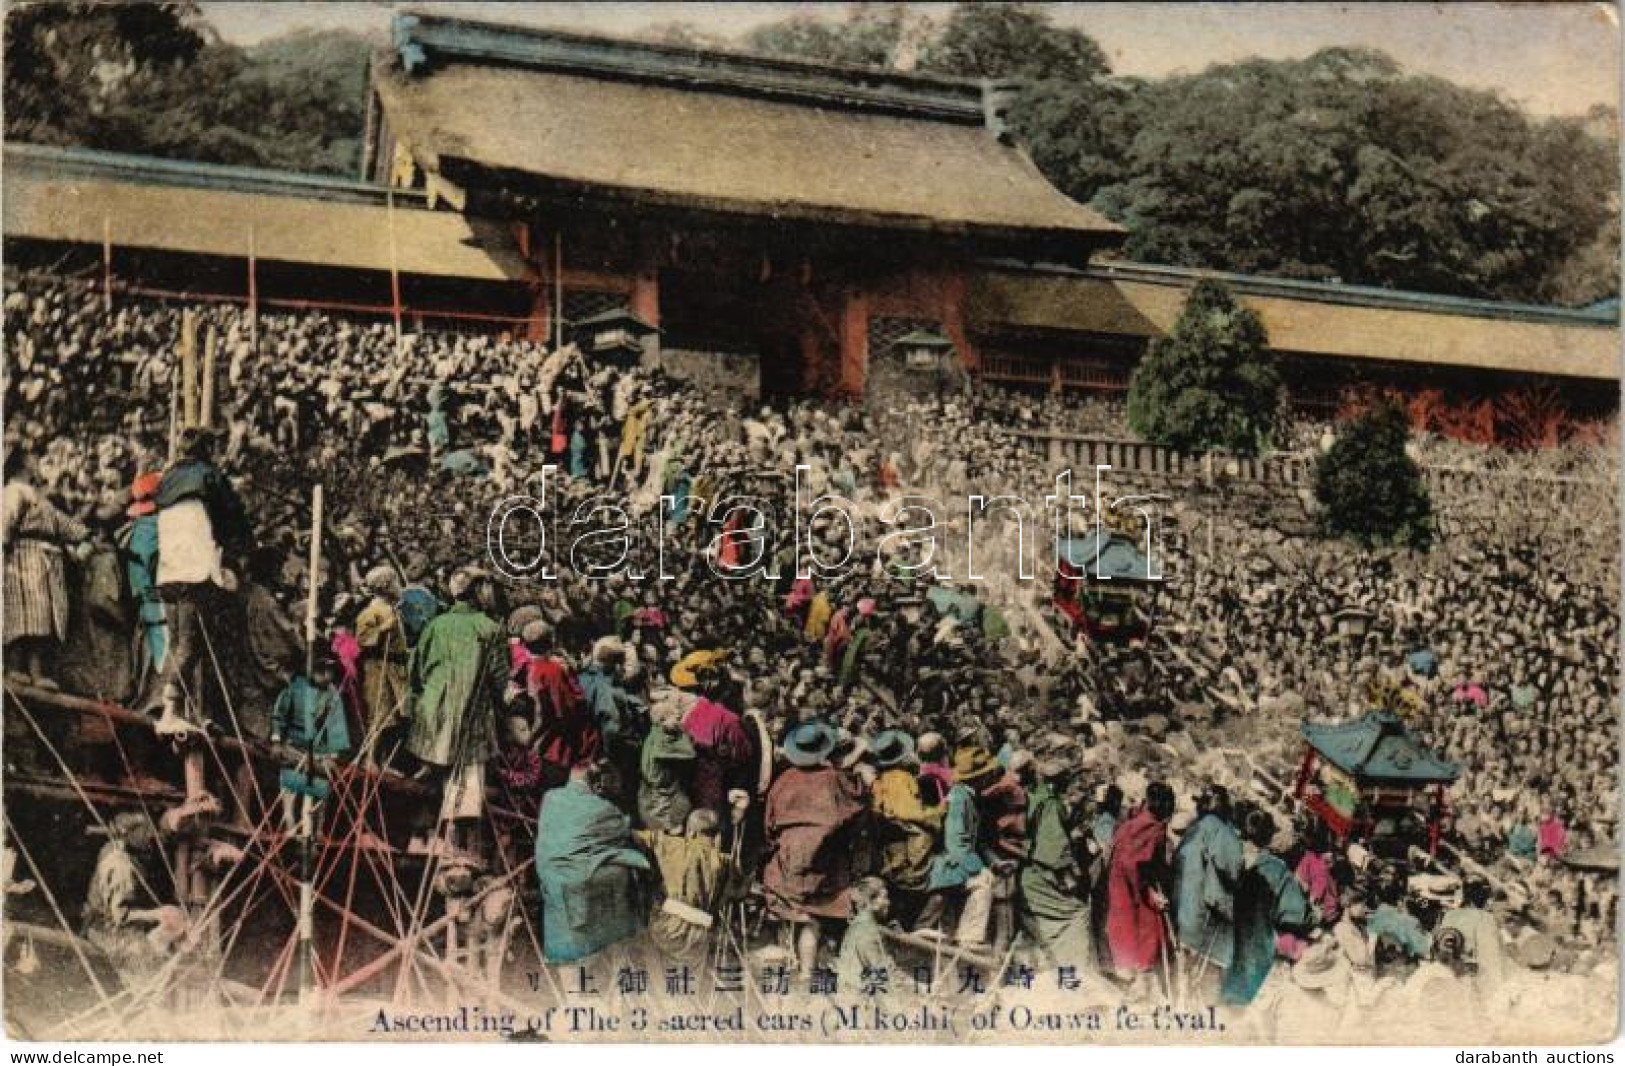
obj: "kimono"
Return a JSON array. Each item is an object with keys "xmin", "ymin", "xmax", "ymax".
[
  {"xmin": 1171, "ymin": 813, "xmax": 1243, "ymax": 969},
  {"xmin": 82, "ymin": 839, "xmax": 166, "ymax": 979},
  {"xmin": 232, "ymin": 581, "xmax": 303, "ymax": 738},
  {"xmin": 3, "ymin": 481, "xmax": 86, "ymax": 642},
  {"xmin": 121, "ymin": 515, "xmax": 167, "ymax": 675},
  {"xmin": 822, "ymin": 608, "xmax": 853, "ymax": 669},
  {"xmin": 579, "ymin": 665, "xmax": 644, "ymax": 744},
  {"xmin": 618, "ymin": 399, "xmax": 652, "ymax": 470},
  {"xmin": 1018, "ymin": 782, "xmax": 1092, "ymax": 966},
  {"xmin": 872, "ymin": 767, "xmax": 943, "ymax": 893},
  {"xmin": 353, "ymin": 595, "xmax": 409, "ymax": 731},
  {"xmin": 836, "ymin": 910, "xmax": 897, "ymax": 994},
  {"xmin": 59, "ymin": 546, "xmax": 135, "ymax": 701},
  {"xmin": 637, "ymin": 830, "xmax": 737, "ymax": 961},
  {"xmin": 535, "ymin": 780, "xmax": 649, "ymax": 963},
  {"xmin": 927, "ymin": 784, "xmax": 986, "ymax": 891},
  {"xmin": 153, "ymin": 460, "xmax": 249, "ymax": 586},
  {"xmin": 683, "ymin": 698, "xmax": 752, "ymax": 812},
  {"xmin": 1295, "ymin": 849, "xmax": 1339, "ymax": 923},
  {"xmin": 804, "ymin": 592, "xmax": 832, "ymax": 642},
  {"xmin": 1536, "ymin": 816, "xmax": 1568, "ymax": 859},
  {"xmin": 762, "ymin": 766, "xmax": 866, "ymax": 920},
  {"xmin": 1104, "ymin": 808, "xmax": 1171, "ymax": 973},
  {"xmin": 838, "ymin": 625, "xmax": 871, "ymax": 688},
  {"xmin": 1220, "ymin": 850, "xmax": 1312, "ymax": 1006},
  {"xmin": 638, "ymin": 724, "xmax": 696, "ymax": 834},
  {"xmin": 406, "ymin": 603, "xmax": 504, "ymax": 770},
  {"xmin": 1507, "ymin": 823, "xmax": 1538, "ymax": 861},
  {"xmin": 493, "ymin": 744, "xmax": 545, "ymax": 846},
  {"xmin": 270, "ymin": 674, "xmax": 351, "ymax": 802},
  {"xmin": 918, "ymin": 762, "xmax": 952, "ymax": 807},
  {"xmin": 568, "ymin": 427, "xmax": 590, "ymax": 479},
  {"xmin": 396, "ymin": 586, "xmax": 439, "ymax": 647},
  {"xmin": 524, "ymin": 656, "xmax": 598, "ymax": 775}
]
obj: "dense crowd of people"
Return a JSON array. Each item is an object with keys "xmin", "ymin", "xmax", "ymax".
[{"xmin": 2, "ymin": 274, "xmax": 1618, "ymax": 1032}]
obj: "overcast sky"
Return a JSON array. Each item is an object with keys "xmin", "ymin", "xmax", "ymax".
[{"xmin": 197, "ymin": 1, "xmax": 1620, "ymax": 117}]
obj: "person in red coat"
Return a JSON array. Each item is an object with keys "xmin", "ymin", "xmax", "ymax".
[
  {"xmin": 1105, "ymin": 781, "xmax": 1175, "ymax": 988},
  {"xmin": 762, "ymin": 721, "xmax": 867, "ymax": 975},
  {"xmin": 517, "ymin": 620, "xmax": 600, "ymax": 785}
]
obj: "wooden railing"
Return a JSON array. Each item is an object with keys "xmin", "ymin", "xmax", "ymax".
[
  {"xmin": 1007, "ymin": 431, "xmax": 1314, "ymax": 486},
  {"xmin": 1006, "ymin": 429, "xmax": 1616, "ymax": 493}
]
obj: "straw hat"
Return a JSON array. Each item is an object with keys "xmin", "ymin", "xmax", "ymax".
[{"xmin": 782, "ymin": 721, "xmax": 839, "ymax": 768}]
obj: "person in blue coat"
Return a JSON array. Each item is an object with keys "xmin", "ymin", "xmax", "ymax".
[
  {"xmin": 1220, "ymin": 809, "xmax": 1313, "ymax": 1006},
  {"xmin": 1172, "ymin": 785, "xmax": 1244, "ymax": 985},
  {"xmin": 534, "ymin": 762, "xmax": 650, "ymax": 963},
  {"xmin": 269, "ymin": 653, "xmax": 351, "ymax": 830}
]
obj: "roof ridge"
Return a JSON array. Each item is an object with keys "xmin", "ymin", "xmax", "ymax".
[
  {"xmin": 4, "ymin": 142, "xmax": 431, "ymax": 211},
  {"xmin": 392, "ymin": 10, "xmax": 990, "ymax": 125}
]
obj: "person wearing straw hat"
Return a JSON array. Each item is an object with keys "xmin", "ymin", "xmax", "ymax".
[
  {"xmin": 868, "ymin": 729, "xmax": 942, "ymax": 929},
  {"xmin": 762, "ymin": 720, "xmax": 866, "ymax": 975},
  {"xmin": 918, "ymin": 745, "xmax": 1004, "ymax": 949}
]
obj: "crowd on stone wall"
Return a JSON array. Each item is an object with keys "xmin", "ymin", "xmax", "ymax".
[{"xmin": 2, "ymin": 275, "xmax": 1617, "ymax": 1032}]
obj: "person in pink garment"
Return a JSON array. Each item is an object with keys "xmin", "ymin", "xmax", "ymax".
[
  {"xmin": 1536, "ymin": 809, "xmax": 1568, "ymax": 861},
  {"xmin": 682, "ymin": 694, "xmax": 753, "ymax": 814},
  {"xmin": 916, "ymin": 731, "xmax": 953, "ymax": 807}
]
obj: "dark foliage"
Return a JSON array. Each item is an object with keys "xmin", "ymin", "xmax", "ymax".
[
  {"xmin": 1314, "ymin": 404, "xmax": 1435, "ymax": 551},
  {"xmin": 1125, "ymin": 281, "xmax": 1281, "ymax": 456}
]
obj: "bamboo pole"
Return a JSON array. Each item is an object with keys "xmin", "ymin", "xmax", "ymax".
[
  {"xmin": 386, "ymin": 190, "xmax": 403, "ymax": 352},
  {"xmin": 305, "ymin": 485, "xmax": 323, "ymax": 675},
  {"xmin": 553, "ymin": 230, "xmax": 563, "ymax": 350},
  {"xmin": 102, "ymin": 216, "xmax": 113, "ymax": 315},
  {"xmin": 201, "ymin": 326, "xmax": 217, "ymax": 429},
  {"xmin": 180, "ymin": 309, "xmax": 199, "ymax": 428},
  {"xmin": 167, "ymin": 362, "xmax": 181, "ymax": 465},
  {"xmin": 247, "ymin": 227, "xmax": 259, "ymax": 351}
]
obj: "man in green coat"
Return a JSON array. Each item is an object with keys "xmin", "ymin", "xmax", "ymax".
[
  {"xmin": 408, "ymin": 568, "xmax": 505, "ymax": 858},
  {"xmin": 1018, "ymin": 757, "xmax": 1093, "ymax": 969}
]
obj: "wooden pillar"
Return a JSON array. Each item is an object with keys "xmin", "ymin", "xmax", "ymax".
[
  {"xmin": 516, "ymin": 222, "xmax": 550, "ymax": 343},
  {"xmin": 838, "ymin": 289, "xmax": 869, "ymax": 398},
  {"xmin": 631, "ymin": 238, "xmax": 661, "ymax": 368},
  {"xmin": 938, "ymin": 268, "xmax": 978, "ymax": 372}
]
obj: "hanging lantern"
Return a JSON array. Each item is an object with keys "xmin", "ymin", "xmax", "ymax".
[
  {"xmin": 572, "ymin": 306, "xmax": 658, "ymax": 361},
  {"xmin": 892, "ymin": 328, "xmax": 955, "ymax": 371}
]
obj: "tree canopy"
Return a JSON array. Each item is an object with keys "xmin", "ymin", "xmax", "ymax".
[
  {"xmin": 5, "ymin": 1, "xmax": 370, "ymax": 175},
  {"xmin": 1314, "ymin": 403, "xmax": 1435, "ymax": 551},
  {"xmin": 1125, "ymin": 280, "xmax": 1282, "ymax": 456},
  {"xmin": 742, "ymin": 5, "xmax": 1617, "ymax": 307},
  {"xmin": 4, "ymin": 1, "xmax": 1615, "ymax": 304}
]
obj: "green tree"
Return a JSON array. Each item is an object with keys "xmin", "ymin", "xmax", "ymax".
[
  {"xmin": 5, "ymin": 2, "xmax": 206, "ymax": 147},
  {"xmin": 1314, "ymin": 404, "xmax": 1434, "ymax": 551},
  {"xmin": 741, "ymin": 4, "xmax": 921, "ymax": 68},
  {"xmin": 916, "ymin": 1, "xmax": 1108, "ymax": 81},
  {"xmin": 5, "ymin": 2, "xmax": 370, "ymax": 175},
  {"xmin": 1085, "ymin": 48, "xmax": 1618, "ymax": 304},
  {"xmin": 1125, "ymin": 280, "xmax": 1281, "ymax": 456}
]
